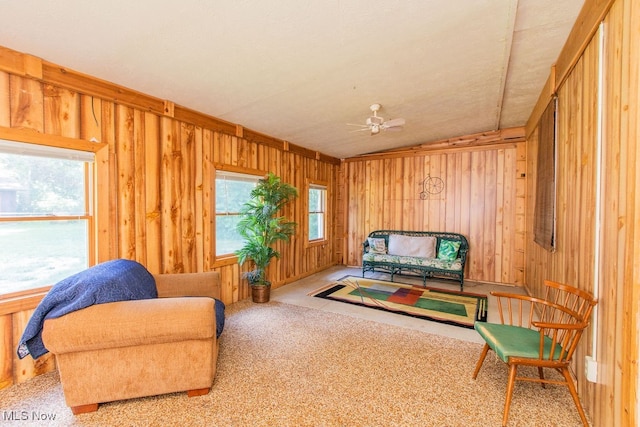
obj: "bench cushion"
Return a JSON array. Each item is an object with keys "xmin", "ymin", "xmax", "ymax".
[
  {"xmin": 388, "ymin": 234, "xmax": 437, "ymax": 258},
  {"xmin": 362, "ymin": 253, "xmax": 462, "ymax": 272},
  {"xmin": 367, "ymin": 237, "xmax": 387, "ymax": 254},
  {"xmin": 437, "ymin": 239, "xmax": 462, "ymax": 261}
]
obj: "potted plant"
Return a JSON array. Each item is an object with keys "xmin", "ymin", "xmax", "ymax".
[{"xmin": 235, "ymin": 173, "xmax": 298, "ymax": 303}]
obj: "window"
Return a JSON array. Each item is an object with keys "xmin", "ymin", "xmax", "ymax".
[
  {"xmin": 215, "ymin": 170, "xmax": 261, "ymax": 256},
  {"xmin": 308, "ymin": 183, "xmax": 327, "ymax": 242},
  {"xmin": 0, "ymin": 140, "xmax": 94, "ymax": 295}
]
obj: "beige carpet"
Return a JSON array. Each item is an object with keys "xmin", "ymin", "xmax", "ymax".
[{"xmin": 0, "ymin": 300, "xmax": 588, "ymax": 426}]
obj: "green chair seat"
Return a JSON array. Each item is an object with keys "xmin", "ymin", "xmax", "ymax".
[{"xmin": 474, "ymin": 322, "xmax": 563, "ymax": 363}]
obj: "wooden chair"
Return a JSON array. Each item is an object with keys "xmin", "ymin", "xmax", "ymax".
[{"xmin": 472, "ymin": 280, "xmax": 597, "ymax": 427}]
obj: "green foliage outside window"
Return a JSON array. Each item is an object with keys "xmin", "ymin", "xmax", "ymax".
[
  {"xmin": 0, "ymin": 153, "xmax": 85, "ymax": 216},
  {"xmin": 215, "ymin": 173, "xmax": 259, "ymax": 255},
  {"xmin": 308, "ymin": 186, "xmax": 326, "ymax": 241},
  {"xmin": 0, "ymin": 150, "xmax": 90, "ymax": 295}
]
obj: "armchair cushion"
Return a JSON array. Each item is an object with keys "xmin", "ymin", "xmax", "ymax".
[{"xmin": 43, "ymin": 297, "xmax": 216, "ymax": 354}]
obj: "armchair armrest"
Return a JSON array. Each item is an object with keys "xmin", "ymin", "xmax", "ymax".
[
  {"xmin": 531, "ymin": 320, "xmax": 586, "ymax": 330},
  {"xmin": 530, "ymin": 318, "xmax": 588, "ymax": 361},
  {"xmin": 42, "ymin": 297, "xmax": 215, "ymax": 354},
  {"xmin": 153, "ymin": 271, "xmax": 221, "ymax": 299},
  {"xmin": 491, "ymin": 291, "xmax": 580, "ymax": 328}
]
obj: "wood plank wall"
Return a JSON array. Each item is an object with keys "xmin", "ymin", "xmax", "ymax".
[
  {"xmin": 526, "ymin": 33, "xmax": 600, "ymax": 424},
  {"xmin": 525, "ymin": 0, "xmax": 639, "ymax": 425},
  {"xmin": 342, "ymin": 133, "xmax": 526, "ymax": 286},
  {"xmin": 0, "ymin": 47, "xmax": 341, "ymax": 389},
  {"xmin": 2, "ymin": 2, "xmax": 638, "ymax": 425}
]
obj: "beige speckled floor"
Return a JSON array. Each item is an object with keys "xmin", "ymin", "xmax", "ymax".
[
  {"xmin": 273, "ymin": 266, "xmax": 531, "ymax": 345},
  {"xmin": 0, "ymin": 267, "xmax": 588, "ymax": 426}
]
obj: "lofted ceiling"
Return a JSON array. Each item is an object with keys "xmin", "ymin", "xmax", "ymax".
[{"xmin": 0, "ymin": 1, "xmax": 583, "ymax": 159}]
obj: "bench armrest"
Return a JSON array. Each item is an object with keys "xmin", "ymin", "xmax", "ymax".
[{"xmin": 458, "ymin": 246, "xmax": 469, "ymax": 264}]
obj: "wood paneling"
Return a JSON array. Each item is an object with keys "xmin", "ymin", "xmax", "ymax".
[
  {"xmin": 553, "ymin": 0, "xmax": 615, "ymax": 92},
  {"xmin": 1, "ymin": 2, "xmax": 638, "ymax": 425},
  {"xmin": 10, "ymin": 75, "xmax": 43, "ymax": 131},
  {"xmin": 44, "ymin": 85, "xmax": 79, "ymax": 138},
  {"xmin": 526, "ymin": 38, "xmax": 600, "ymax": 421},
  {"xmin": 526, "ymin": 0, "xmax": 639, "ymax": 425},
  {"xmin": 0, "ymin": 314, "xmax": 11, "ymax": 389},
  {"xmin": 0, "ymin": 47, "xmax": 341, "ymax": 389},
  {"xmin": 621, "ymin": 0, "xmax": 640, "ymax": 421},
  {"xmin": 343, "ymin": 141, "xmax": 525, "ymax": 285},
  {"xmin": 11, "ymin": 309, "xmax": 55, "ymax": 384}
]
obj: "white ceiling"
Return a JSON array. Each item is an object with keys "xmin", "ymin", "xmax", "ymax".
[{"xmin": 0, "ymin": 0, "xmax": 583, "ymax": 159}]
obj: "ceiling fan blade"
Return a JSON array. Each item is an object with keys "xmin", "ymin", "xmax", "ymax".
[
  {"xmin": 382, "ymin": 118, "xmax": 405, "ymax": 128},
  {"xmin": 346, "ymin": 123, "xmax": 369, "ymax": 128},
  {"xmin": 350, "ymin": 127, "xmax": 371, "ymax": 133}
]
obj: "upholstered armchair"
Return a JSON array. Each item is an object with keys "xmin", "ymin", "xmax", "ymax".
[{"xmin": 41, "ymin": 271, "xmax": 223, "ymax": 415}]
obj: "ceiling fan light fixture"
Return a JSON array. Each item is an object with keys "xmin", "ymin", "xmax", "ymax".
[{"xmin": 347, "ymin": 103, "xmax": 405, "ymax": 135}]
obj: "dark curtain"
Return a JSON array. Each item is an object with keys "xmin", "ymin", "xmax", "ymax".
[{"xmin": 533, "ymin": 97, "xmax": 557, "ymax": 251}]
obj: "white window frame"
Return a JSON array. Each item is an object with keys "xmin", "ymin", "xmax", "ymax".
[
  {"xmin": 0, "ymin": 139, "xmax": 95, "ymax": 297},
  {"xmin": 214, "ymin": 169, "xmax": 263, "ymax": 258},
  {"xmin": 307, "ymin": 180, "xmax": 327, "ymax": 245}
]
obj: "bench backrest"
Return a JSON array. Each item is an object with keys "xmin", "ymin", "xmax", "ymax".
[{"xmin": 364, "ymin": 230, "xmax": 469, "ymax": 261}]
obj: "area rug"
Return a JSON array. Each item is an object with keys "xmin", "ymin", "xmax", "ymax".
[{"xmin": 309, "ymin": 276, "xmax": 487, "ymax": 328}]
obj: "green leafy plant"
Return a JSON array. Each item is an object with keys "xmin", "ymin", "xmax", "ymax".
[{"xmin": 235, "ymin": 173, "xmax": 298, "ymax": 287}]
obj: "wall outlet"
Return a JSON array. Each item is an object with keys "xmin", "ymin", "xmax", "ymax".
[{"xmin": 585, "ymin": 355, "xmax": 598, "ymax": 383}]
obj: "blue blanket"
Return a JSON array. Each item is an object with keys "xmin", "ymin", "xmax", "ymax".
[
  {"xmin": 214, "ymin": 299, "xmax": 225, "ymax": 338},
  {"xmin": 17, "ymin": 259, "xmax": 157, "ymax": 359}
]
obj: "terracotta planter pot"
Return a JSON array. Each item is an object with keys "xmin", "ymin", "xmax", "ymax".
[{"xmin": 251, "ymin": 284, "xmax": 271, "ymax": 303}]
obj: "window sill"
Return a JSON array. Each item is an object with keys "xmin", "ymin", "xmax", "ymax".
[
  {"xmin": 212, "ymin": 255, "xmax": 239, "ymax": 268},
  {"xmin": 306, "ymin": 239, "xmax": 328, "ymax": 249},
  {"xmin": 0, "ymin": 286, "xmax": 50, "ymax": 316}
]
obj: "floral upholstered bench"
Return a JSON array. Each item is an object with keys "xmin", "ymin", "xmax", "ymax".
[{"xmin": 362, "ymin": 230, "xmax": 469, "ymax": 290}]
